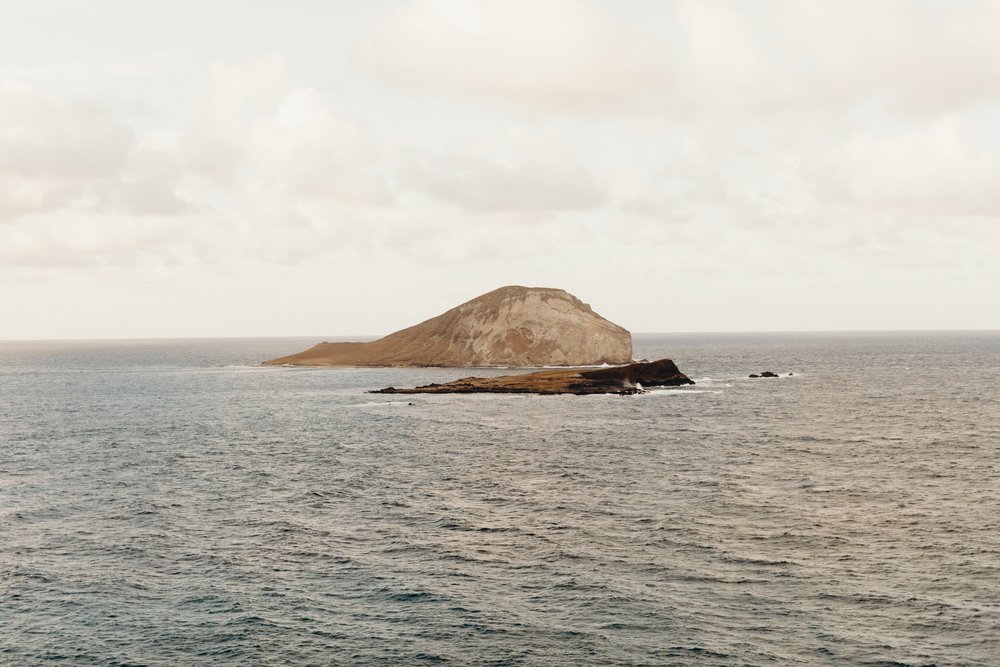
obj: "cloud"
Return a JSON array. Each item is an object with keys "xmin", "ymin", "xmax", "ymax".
[
  {"xmin": 361, "ymin": 0, "xmax": 671, "ymax": 113},
  {"xmin": 182, "ymin": 58, "xmax": 390, "ymax": 205},
  {"xmin": 0, "ymin": 58, "xmax": 397, "ymax": 271},
  {"xmin": 809, "ymin": 116, "xmax": 1000, "ymax": 217},
  {"xmin": 668, "ymin": 0, "xmax": 790, "ymax": 117},
  {"xmin": 378, "ymin": 206, "xmax": 592, "ymax": 265},
  {"xmin": 397, "ymin": 129, "xmax": 605, "ymax": 212},
  {"xmin": 601, "ymin": 111, "xmax": 1000, "ymax": 275},
  {"xmin": 0, "ymin": 82, "xmax": 133, "ymax": 178},
  {"xmin": 0, "ymin": 82, "xmax": 133, "ymax": 219},
  {"xmin": 0, "ymin": 81, "xmax": 196, "ymax": 223},
  {"xmin": 5, "ymin": 15, "xmax": 1000, "ymax": 294},
  {"xmin": 248, "ymin": 88, "xmax": 389, "ymax": 205},
  {"xmin": 359, "ymin": 0, "xmax": 796, "ymax": 118},
  {"xmin": 363, "ymin": 0, "xmax": 1000, "ymax": 122},
  {"xmin": 89, "ymin": 146, "xmax": 193, "ymax": 216},
  {"xmin": 181, "ymin": 63, "xmax": 394, "ymax": 264},
  {"xmin": 0, "ymin": 212, "xmax": 206, "ymax": 270},
  {"xmin": 775, "ymin": 0, "xmax": 1000, "ymax": 116},
  {"xmin": 181, "ymin": 56, "xmax": 287, "ymax": 186}
]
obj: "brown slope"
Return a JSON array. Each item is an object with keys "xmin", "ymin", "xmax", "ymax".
[{"xmin": 263, "ymin": 285, "xmax": 633, "ymax": 367}]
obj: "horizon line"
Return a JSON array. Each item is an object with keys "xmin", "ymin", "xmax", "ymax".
[{"xmin": 2, "ymin": 328, "xmax": 998, "ymax": 343}]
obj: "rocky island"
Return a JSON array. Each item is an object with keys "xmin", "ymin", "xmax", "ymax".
[
  {"xmin": 372, "ymin": 359, "xmax": 694, "ymax": 396},
  {"xmin": 264, "ymin": 285, "xmax": 633, "ymax": 367}
]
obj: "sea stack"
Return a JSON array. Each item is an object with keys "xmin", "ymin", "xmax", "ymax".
[{"xmin": 263, "ymin": 285, "xmax": 633, "ymax": 367}]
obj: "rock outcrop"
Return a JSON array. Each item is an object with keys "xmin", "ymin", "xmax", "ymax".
[
  {"xmin": 264, "ymin": 286, "xmax": 633, "ymax": 367},
  {"xmin": 371, "ymin": 359, "xmax": 694, "ymax": 395}
]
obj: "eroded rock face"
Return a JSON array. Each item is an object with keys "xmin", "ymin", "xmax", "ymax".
[
  {"xmin": 263, "ymin": 285, "xmax": 633, "ymax": 367},
  {"xmin": 371, "ymin": 359, "xmax": 694, "ymax": 395}
]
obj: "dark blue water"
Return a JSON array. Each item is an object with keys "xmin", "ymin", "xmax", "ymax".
[{"xmin": 1, "ymin": 333, "xmax": 998, "ymax": 666}]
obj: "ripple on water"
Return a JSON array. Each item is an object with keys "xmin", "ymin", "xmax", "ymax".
[{"xmin": 1, "ymin": 333, "xmax": 999, "ymax": 665}]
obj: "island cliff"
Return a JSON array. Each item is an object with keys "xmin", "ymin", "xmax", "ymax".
[
  {"xmin": 263, "ymin": 286, "xmax": 633, "ymax": 367},
  {"xmin": 371, "ymin": 359, "xmax": 694, "ymax": 395}
]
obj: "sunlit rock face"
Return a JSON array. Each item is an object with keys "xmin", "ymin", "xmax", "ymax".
[{"xmin": 263, "ymin": 285, "xmax": 633, "ymax": 367}]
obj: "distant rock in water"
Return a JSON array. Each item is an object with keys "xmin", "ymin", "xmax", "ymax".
[
  {"xmin": 372, "ymin": 359, "xmax": 694, "ymax": 395},
  {"xmin": 263, "ymin": 285, "xmax": 633, "ymax": 367}
]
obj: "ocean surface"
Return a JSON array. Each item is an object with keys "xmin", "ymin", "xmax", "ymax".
[{"xmin": 1, "ymin": 332, "xmax": 998, "ymax": 666}]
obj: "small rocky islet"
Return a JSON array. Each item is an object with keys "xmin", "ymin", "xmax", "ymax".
[{"xmin": 372, "ymin": 358, "xmax": 694, "ymax": 396}]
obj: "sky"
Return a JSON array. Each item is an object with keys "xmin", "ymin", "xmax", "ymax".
[{"xmin": 2, "ymin": 0, "xmax": 999, "ymax": 339}]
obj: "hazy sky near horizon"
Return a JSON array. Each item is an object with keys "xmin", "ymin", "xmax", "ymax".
[{"xmin": 3, "ymin": 0, "xmax": 1000, "ymax": 339}]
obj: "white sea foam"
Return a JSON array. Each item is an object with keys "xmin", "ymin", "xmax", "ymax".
[{"xmin": 643, "ymin": 388, "xmax": 723, "ymax": 396}]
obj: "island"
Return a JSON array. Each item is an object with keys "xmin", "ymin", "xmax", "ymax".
[
  {"xmin": 264, "ymin": 285, "xmax": 633, "ymax": 367},
  {"xmin": 371, "ymin": 359, "xmax": 694, "ymax": 395}
]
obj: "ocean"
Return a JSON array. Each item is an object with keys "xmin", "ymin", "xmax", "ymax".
[{"xmin": 1, "ymin": 332, "xmax": 998, "ymax": 666}]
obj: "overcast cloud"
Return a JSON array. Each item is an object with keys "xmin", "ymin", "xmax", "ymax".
[{"xmin": 1, "ymin": 0, "xmax": 999, "ymax": 338}]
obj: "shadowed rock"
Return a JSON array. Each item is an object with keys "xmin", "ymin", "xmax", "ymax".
[
  {"xmin": 371, "ymin": 359, "xmax": 694, "ymax": 395},
  {"xmin": 264, "ymin": 286, "xmax": 633, "ymax": 367}
]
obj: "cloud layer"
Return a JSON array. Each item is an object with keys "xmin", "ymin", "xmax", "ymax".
[{"xmin": 3, "ymin": 0, "xmax": 1000, "ymax": 336}]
